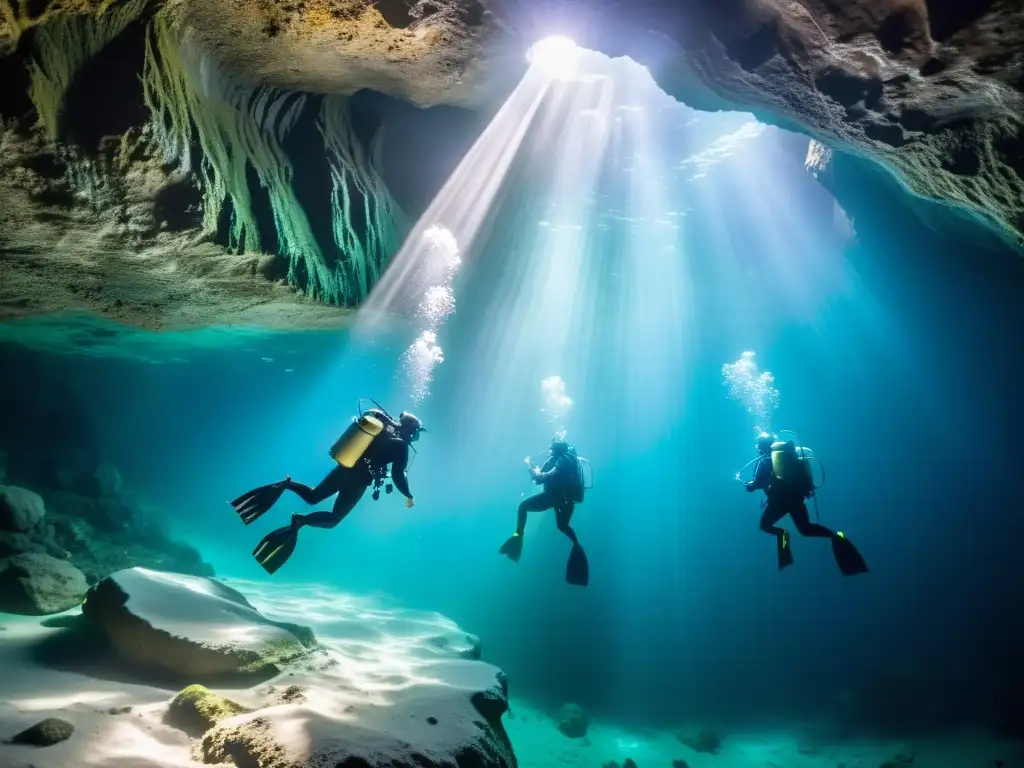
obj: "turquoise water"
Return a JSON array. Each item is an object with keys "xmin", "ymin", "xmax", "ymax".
[{"xmin": 2, "ymin": 49, "xmax": 1023, "ymax": 761}]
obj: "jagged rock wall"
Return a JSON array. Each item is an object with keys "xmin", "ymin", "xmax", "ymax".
[{"xmin": 0, "ymin": 0, "xmax": 1020, "ymax": 343}]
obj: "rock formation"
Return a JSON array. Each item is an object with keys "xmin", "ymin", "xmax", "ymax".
[
  {"xmin": 0, "ymin": 0, "xmax": 1020, "ymax": 348},
  {"xmin": 0, "ymin": 574, "xmax": 516, "ymax": 768},
  {"xmin": 0, "ymin": 356, "xmax": 216, "ymax": 589},
  {"xmin": 0, "ymin": 552, "xmax": 88, "ymax": 615},
  {"xmin": 82, "ymin": 568, "xmax": 318, "ymax": 677}
]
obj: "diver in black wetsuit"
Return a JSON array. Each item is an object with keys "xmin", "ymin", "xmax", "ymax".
[
  {"xmin": 231, "ymin": 409, "xmax": 425, "ymax": 574},
  {"xmin": 745, "ymin": 432, "xmax": 867, "ymax": 575},
  {"xmin": 499, "ymin": 437, "xmax": 589, "ymax": 587}
]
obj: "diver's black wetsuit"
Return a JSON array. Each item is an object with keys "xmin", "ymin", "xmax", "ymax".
[
  {"xmin": 749, "ymin": 456, "xmax": 832, "ymax": 539},
  {"xmin": 286, "ymin": 434, "xmax": 411, "ymax": 529},
  {"xmin": 517, "ymin": 454, "xmax": 579, "ymax": 544}
]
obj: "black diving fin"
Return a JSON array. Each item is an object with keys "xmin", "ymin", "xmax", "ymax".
[
  {"xmin": 231, "ymin": 480, "xmax": 288, "ymax": 526},
  {"xmin": 831, "ymin": 531, "xmax": 868, "ymax": 576},
  {"xmin": 566, "ymin": 543, "xmax": 589, "ymax": 587},
  {"xmin": 498, "ymin": 533, "xmax": 523, "ymax": 563},
  {"xmin": 777, "ymin": 531, "xmax": 795, "ymax": 570},
  {"xmin": 252, "ymin": 520, "xmax": 299, "ymax": 575}
]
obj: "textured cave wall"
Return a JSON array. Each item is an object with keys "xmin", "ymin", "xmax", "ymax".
[
  {"xmin": 584, "ymin": 0, "xmax": 1024, "ymax": 247},
  {"xmin": 0, "ymin": 0, "xmax": 409, "ymax": 338},
  {"xmin": 134, "ymin": 0, "xmax": 1024, "ymax": 248},
  {"xmin": 1, "ymin": 0, "xmax": 1022, "ymax": 348}
]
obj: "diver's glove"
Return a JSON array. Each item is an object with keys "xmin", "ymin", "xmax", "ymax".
[{"xmin": 744, "ymin": 482, "xmax": 757, "ymax": 493}]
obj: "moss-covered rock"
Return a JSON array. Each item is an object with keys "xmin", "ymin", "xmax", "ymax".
[
  {"xmin": 7, "ymin": 717, "xmax": 74, "ymax": 747},
  {"xmin": 163, "ymin": 684, "xmax": 249, "ymax": 737}
]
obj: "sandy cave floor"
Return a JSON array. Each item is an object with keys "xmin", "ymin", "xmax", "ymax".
[{"xmin": 0, "ymin": 578, "xmax": 1020, "ymax": 768}]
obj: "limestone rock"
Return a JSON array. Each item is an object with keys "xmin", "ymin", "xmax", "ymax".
[
  {"xmin": 81, "ymin": 568, "xmax": 317, "ymax": 678},
  {"xmin": 0, "ymin": 485, "xmax": 45, "ymax": 532},
  {"xmin": 0, "ymin": 552, "xmax": 88, "ymax": 615},
  {"xmin": 199, "ymin": 659, "xmax": 515, "ymax": 768},
  {"xmin": 163, "ymin": 684, "xmax": 250, "ymax": 738}
]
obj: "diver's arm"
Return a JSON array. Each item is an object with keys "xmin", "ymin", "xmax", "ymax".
[
  {"xmin": 390, "ymin": 442, "xmax": 412, "ymax": 499},
  {"xmin": 535, "ymin": 455, "xmax": 568, "ymax": 484},
  {"xmin": 746, "ymin": 457, "xmax": 772, "ymax": 492}
]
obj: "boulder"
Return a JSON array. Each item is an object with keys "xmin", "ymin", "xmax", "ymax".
[
  {"xmin": 0, "ymin": 530, "xmax": 35, "ymax": 557},
  {"xmin": 557, "ymin": 702, "xmax": 589, "ymax": 739},
  {"xmin": 675, "ymin": 727, "xmax": 724, "ymax": 755},
  {"xmin": 0, "ymin": 485, "xmax": 45, "ymax": 532},
  {"xmin": 6, "ymin": 717, "xmax": 74, "ymax": 747},
  {"xmin": 199, "ymin": 659, "xmax": 515, "ymax": 768},
  {"xmin": 164, "ymin": 684, "xmax": 249, "ymax": 738},
  {"xmin": 81, "ymin": 568, "xmax": 317, "ymax": 678},
  {"xmin": 0, "ymin": 553, "xmax": 88, "ymax": 615}
]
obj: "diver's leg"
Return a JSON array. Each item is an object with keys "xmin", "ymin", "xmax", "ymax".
[
  {"xmin": 295, "ymin": 478, "xmax": 369, "ymax": 529},
  {"xmin": 789, "ymin": 501, "xmax": 834, "ymax": 538},
  {"xmin": 285, "ymin": 465, "xmax": 347, "ymax": 505},
  {"xmin": 516, "ymin": 492, "xmax": 555, "ymax": 535},
  {"xmin": 762, "ymin": 499, "xmax": 796, "ymax": 570},
  {"xmin": 554, "ymin": 502, "xmax": 579, "ymax": 545},
  {"xmin": 758, "ymin": 502, "xmax": 787, "ymax": 537}
]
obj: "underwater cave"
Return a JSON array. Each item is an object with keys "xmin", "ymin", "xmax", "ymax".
[{"xmin": 0, "ymin": 1, "xmax": 1023, "ymax": 767}]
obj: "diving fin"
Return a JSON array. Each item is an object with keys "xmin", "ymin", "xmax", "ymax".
[
  {"xmin": 499, "ymin": 533, "xmax": 523, "ymax": 563},
  {"xmin": 252, "ymin": 520, "xmax": 299, "ymax": 575},
  {"xmin": 231, "ymin": 480, "xmax": 288, "ymax": 526},
  {"xmin": 777, "ymin": 531, "xmax": 795, "ymax": 570},
  {"xmin": 566, "ymin": 543, "xmax": 589, "ymax": 587},
  {"xmin": 831, "ymin": 531, "xmax": 868, "ymax": 576}
]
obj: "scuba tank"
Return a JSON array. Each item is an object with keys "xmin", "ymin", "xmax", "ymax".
[
  {"xmin": 770, "ymin": 441, "xmax": 814, "ymax": 492},
  {"xmin": 329, "ymin": 414, "xmax": 384, "ymax": 467},
  {"xmin": 328, "ymin": 397, "xmax": 400, "ymax": 468},
  {"xmin": 527, "ymin": 444, "xmax": 593, "ymax": 503}
]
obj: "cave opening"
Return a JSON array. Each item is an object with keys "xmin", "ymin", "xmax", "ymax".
[
  {"xmin": 59, "ymin": 13, "xmax": 154, "ymax": 150},
  {"xmin": 923, "ymin": 0, "xmax": 999, "ymax": 43},
  {"xmin": 0, "ymin": 30, "xmax": 34, "ymax": 124}
]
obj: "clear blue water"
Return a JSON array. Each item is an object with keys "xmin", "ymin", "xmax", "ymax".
[{"xmin": 3, "ymin": 51, "xmax": 1023, "ymax": 746}]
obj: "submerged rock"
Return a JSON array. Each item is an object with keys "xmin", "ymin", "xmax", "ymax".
[
  {"xmin": 0, "ymin": 552, "xmax": 88, "ymax": 615},
  {"xmin": 675, "ymin": 727, "xmax": 724, "ymax": 755},
  {"xmin": 164, "ymin": 684, "xmax": 249, "ymax": 738},
  {"xmin": 199, "ymin": 660, "xmax": 516, "ymax": 768},
  {"xmin": 556, "ymin": 702, "xmax": 589, "ymax": 738},
  {"xmin": 82, "ymin": 568, "xmax": 317, "ymax": 679},
  {"xmin": 6, "ymin": 717, "xmax": 74, "ymax": 747},
  {"xmin": 0, "ymin": 485, "xmax": 45, "ymax": 532}
]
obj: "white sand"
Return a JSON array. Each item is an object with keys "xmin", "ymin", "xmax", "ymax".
[{"xmin": 1, "ymin": 578, "xmax": 1019, "ymax": 768}]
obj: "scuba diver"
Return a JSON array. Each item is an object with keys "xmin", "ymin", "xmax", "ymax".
[
  {"xmin": 745, "ymin": 432, "xmax": 868, "ymax": 576},
  {"xmin": 229, "ymin": 401, "xmax": 425, "ymax": 575},
  {"xmin": 498, "ymin": 436, "xmax": 590, "ymax": 587}
]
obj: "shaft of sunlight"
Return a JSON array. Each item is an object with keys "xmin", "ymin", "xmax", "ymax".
[
  {"xmin": 358, "ymin": 68, "xmax": 553, "ymax": 322},
  {"xmin": 456, "ymin": 58, "xmax": 618, "ymax": 419}
]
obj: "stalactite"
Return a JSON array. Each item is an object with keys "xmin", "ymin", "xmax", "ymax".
[
  {"xmin": 141, "ymin": 4, "xmax": 404, "ymax": 305},
  {"xmin": 318, "ymin": 96, "xmax": 405, "ymax": 304}
]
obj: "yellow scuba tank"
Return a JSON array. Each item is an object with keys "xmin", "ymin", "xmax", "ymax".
[
  {"xmin": 329, "ymin": 414, "xmax": 384, "ymax": 468},
  {"xmin": 770, "ymin": 440, "xmax": 815, "ymax": 491}
]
